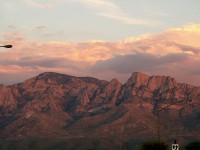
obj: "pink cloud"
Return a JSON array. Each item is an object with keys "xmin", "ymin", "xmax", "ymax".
[{"xmin": 0, "ymin": 24, "xmax": 200, "ymax": 86}]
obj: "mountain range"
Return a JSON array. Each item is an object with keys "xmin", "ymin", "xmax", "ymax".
[{"xmin": 0, "ymin": 72, "xmax": 200, "ymax": 149}]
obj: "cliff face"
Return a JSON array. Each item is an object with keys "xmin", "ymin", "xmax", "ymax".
[{"xmin": 0, "ymin": 72, "xmax": 200, "ymax": 139}]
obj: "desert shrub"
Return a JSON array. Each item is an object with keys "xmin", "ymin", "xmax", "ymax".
[
  {"xmin": 0, "ymin": 144, "xmax": 3, "ymax": 150},
  {"xmin": 140, "ymin": 140, "xmax": 168, "ymax": 150},
  {"xmin": 185, "ymin": 141, "xmax": 200, "ymax": 150},
  {"xmin": 32, "ymin": 146, "xmax": 45, "ymax": 150}
]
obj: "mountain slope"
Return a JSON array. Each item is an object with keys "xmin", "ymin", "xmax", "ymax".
[{"xmin": 0, "ymin": 72, "xmax": 200, "ymax": 140}]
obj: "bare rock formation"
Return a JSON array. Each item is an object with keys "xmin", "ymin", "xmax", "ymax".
[{"xmin": 0, "ymin": 72, "xmax": 200, "ymax": 140}]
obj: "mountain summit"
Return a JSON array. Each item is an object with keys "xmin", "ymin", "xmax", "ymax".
[
  {"xmin": 129, "ymin": 72, "xmax": 177, "ymax": 90},
  {"xmin": 0, "ymin": 72, "xmax": 200, "ymax": 142}
]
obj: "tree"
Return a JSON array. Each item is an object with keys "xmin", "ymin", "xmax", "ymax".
[
  {"xmin": 140, "ymin": 140, "xmax": 168, "ymax": 150},
  {"xmin": 185, "ymin": 141, "xmax": 200, "ymax": 150}
]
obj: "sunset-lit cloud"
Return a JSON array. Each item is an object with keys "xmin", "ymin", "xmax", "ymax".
[
  {"xmin": 168, "ymin": 24, "xmax": 200, "ymax": 33},
  {"xmin": 90, "ymin": 24, "xmax": 200, "ymax": 85},
  {"xmin": 1, "ymin": 24, "xmax": 200, "ymax": 85}
]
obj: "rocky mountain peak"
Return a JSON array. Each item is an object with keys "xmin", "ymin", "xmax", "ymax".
[
  {"xmin": 109, "ymin": 78, "xmax": 121, "ymax": 86},
  {"xmin": 131, "ymin": 72, "xmax": 149, "ymax": 85},
  {"xmin": 126, "ymin": 72, "xmax": 177, "ymax": 90},
  {"xmin": 147, "ymin": 75, "xmax": 177, "ymax": 90},
  {"xmin": 35, "ymin": 72, "xmax": 73, "ymax": 81}
]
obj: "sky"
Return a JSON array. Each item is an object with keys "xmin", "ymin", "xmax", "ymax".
[{"xmin": 0, "ymin": 0, "xmax": 200, "ymax": 86}]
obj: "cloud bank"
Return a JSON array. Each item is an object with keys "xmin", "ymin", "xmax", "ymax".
[{"xmin": 0, "ymin": 24, "xmax": 200, "ymax": 85}]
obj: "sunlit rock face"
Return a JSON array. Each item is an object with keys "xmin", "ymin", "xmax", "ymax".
[{"xmin": 0, "ymin": 72, "xmax": 200, "ymax": 139}]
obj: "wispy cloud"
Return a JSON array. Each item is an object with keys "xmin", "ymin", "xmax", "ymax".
[
  {"xmin": 98, "ymin": 13, "xmax": 159, "ymax": 26},
  {"xmin": 66, "ymin": 0, "xmax": 160, "ymax": 25},
  {"xmin": 77, "ymin": 0, "xmax": 118, "ymax": 9},
  {"xmin": 43, "ymin": 31, "xmax": 65, "ymax": 38},
  {"xmin": 33, "ymin": 26, "xmax": 46, "ymax": 32},
  {"xmin": 24, "ymin": 0, "xmax": 54, "ymax": 9},
  {"xmin": 8, "ymin": 25, "xmax": 16, "ymax": 29}
]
